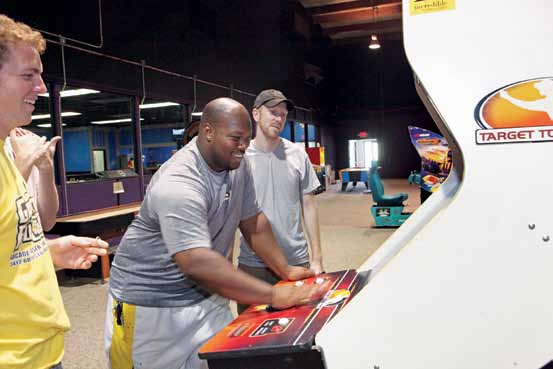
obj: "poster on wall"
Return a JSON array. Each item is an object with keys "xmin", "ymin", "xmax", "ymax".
[{"xmin": 408, "ymin": 126, "xmax": 452, "ymax": 193}]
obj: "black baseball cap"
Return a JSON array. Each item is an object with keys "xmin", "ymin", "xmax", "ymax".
[{"xmin": 253, "ymin": 89, "xmax": 295, "ymax": 111}]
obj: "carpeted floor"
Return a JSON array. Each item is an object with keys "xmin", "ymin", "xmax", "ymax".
[{"xmin": 59, "ymin": 179, "xmax": 421, "ymax": 369}]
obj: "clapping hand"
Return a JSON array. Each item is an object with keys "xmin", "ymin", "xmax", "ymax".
[{"xmin": 10, "ymin": 128, "xmax": 61, "ymax": 178}]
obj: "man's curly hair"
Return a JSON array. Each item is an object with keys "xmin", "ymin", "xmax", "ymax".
[{"xmin": 0, "ymin": 14, "xmax": 46, "ymax": 69}]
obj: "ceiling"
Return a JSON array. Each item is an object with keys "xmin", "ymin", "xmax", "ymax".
[{"xmin": 298, "ymin": 0, "xmax": 403, "ymax": 46}]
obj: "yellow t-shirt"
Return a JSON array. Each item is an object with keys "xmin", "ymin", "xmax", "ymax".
[{"xmin": 0, "ymin": 139, "xmax": 70, "ymax": 369}]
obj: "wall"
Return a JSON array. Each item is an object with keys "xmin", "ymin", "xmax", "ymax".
[
  {"xmin": 321, "ymin": 40, "xmax": 438, "ymax": 178},
  {"xmin": 332, "ymin": 108, "xmax": 439, "ymax": 178}
]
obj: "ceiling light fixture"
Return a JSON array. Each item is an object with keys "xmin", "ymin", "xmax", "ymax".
[
  {"xmin": 191, "ymin": 112, "xmax": 203, "ymax": 117},
  {"xmin": 139, "ymin": 102, "xmax": 180, "ymax": 109},
  {"xmin": 91, "ymin": 118, "xmax": 132, "ymax": 124},
  {"xmin": 32, "ymin": 112, "xmax": 81, "ymax": 120},
  {"xmin": 369, "ymin": 1, "xmax": 381, "ymax": 50},
  {"xmin": 39, "ymin": 88, "xmax": 100, "ymax": 98},
  {"xmin": 36, "ymin": 123, "xmax": 67, "ymax": 128},
  {"xmin": 369, "ymin": 35, "xmax": 381, "ymax": 50},
  {"xmin": 90, "ymin": 118, "xmax": 144, "ymax": 125}
]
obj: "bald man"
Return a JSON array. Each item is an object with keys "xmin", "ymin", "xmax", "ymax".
[{"xmin": 105, "ymin": 98, "xmax": 320, "ymax": 369}]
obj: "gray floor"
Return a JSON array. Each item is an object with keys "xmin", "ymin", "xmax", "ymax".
[{"xmin": 59, "ymin": 180, "xmax": 421, "ymax": 369}]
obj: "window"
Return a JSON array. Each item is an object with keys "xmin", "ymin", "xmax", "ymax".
[
  {"xmin": 280, "ymin": 121, "xmax": 292, "ymax": 140},
  {"xmin": 92, "ymin": 149, "xmax": 106, "ymax": 172},
  {"xmin": 307, "ymin": 124, "xmax": 320, "ymax": 148},
  {"xmin": 59, "ymin": 87, "xmax": 134, "ymax": 181},
  {"xmin": 139, "ymin": 98, "xmax": 186, "ymax": 174},
  {"xmin": 293, "ymin": 121, "xmax": 306, "ymax": 149}
]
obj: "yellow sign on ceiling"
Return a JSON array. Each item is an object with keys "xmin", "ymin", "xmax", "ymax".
[{"xmin": 410, "ymin": 0, "xmax": 455, "ymax": 15}]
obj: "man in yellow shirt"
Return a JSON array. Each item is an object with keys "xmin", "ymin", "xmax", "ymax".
[{"xmin": 0, "ymin": 14, "xmax": 108, "ymax": 369}]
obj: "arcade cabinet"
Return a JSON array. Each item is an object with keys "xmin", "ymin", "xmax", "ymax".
[
  {"xmin": 408, "ymin": 125, "xmax": 452, "ymax": 203},
  {"xmin": 317, "ymin": 1, "xmax": 553, "ymax": 369}
]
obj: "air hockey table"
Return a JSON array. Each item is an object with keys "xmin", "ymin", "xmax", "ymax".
[
  {"xmin": 339, "ymin": 168, "xmax": 370, "ymax": 192},
  {"xmin": 46, "ymin": 202, "xmax": 140, "ymax": 282},
  {"xmin": 199, "ymin": 269, "xmax": 368, "ymax": 369}
]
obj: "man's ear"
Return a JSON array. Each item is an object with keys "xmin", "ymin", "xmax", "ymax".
[
  {"xmin": 203, "ymin": 122, "xmax": 214, "ymax": 143},
  {"xmin": 252, "ymin": 108, "xmax": 261, "ymax": 123}
]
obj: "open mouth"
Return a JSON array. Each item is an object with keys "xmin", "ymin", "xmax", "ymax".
[{"xmin": 24, "ymin": 99, "xmax": 36, "ymax": 110}]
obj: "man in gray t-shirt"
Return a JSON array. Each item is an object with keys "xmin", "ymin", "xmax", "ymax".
[
  {"xmin": 105, "ymin": 98, "xmax": 321, "ymax": 369},
  {"xmin": 238, "ymin": 89, "xmax": 323, "ymax": 313}
]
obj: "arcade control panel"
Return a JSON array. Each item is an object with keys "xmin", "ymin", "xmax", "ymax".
[{"xmin": 199, "ymin": 269, "xmax": 369, "ymax": 369}]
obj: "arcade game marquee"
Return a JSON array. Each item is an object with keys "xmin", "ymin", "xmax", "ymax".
[{"xmin": 202, "ymin": 1, "xmax": 553, "ymax": 368}]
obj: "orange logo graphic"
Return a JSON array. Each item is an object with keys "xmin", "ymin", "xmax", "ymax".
[
  {"xmin": 475, "ymin": 78, "xmax": 553, "ymax": 144},
  {"xmin": 476, "ymin": 78, "xmax": 553, "ymax": 129}
]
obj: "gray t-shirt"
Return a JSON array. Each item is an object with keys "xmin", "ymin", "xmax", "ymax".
[
  {"xmin": 109, "ymin": 137, "xmax": 260, "ymax": 307},
  {"xmin": 238, "ymin": 138, "xmax": 320, "ymax": 267}
]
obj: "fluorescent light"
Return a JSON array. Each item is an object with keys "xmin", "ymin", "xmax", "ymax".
[
  {"xmin": 32, "ymin": 112, "xmax": 81, "ymax": 120},
  {"xmin": 191, "ymin": 112, "xmax": 203, "ymax": 117},
  {"xmin": 139, "ymin": 102, "xmax": 179, "ymax": 109},
  {"xmin": 39, "ymin": 88, "xmax": 100, "ymax": 98},
  {"xmin": 91, "ymin": 118, "xmax": 131, "ymax": 124},
  {"xmin": 36, "ymin": 123, "xmax": 67, "ymax": 128},
  {"xmin": 90, "ymin": 118, "xmax": 144, "ymax": 125}
]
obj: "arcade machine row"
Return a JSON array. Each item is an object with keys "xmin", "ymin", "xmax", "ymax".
[{"xmin": 202, "ymin": 1, "xmax": 553, "ymax": 368}]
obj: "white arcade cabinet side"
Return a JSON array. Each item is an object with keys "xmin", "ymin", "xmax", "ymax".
[{"xmin": 317, "ymin": 1, "xmax": 553, "ymax": 368}]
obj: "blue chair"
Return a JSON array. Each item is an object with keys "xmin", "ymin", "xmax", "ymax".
[
  {"xmin": 369, "ymin": 163, "xmax": 411, "ymax": 227},
  {"xmin": 369, "ymin": 166, "xmax": 408, "ymax": 206}
]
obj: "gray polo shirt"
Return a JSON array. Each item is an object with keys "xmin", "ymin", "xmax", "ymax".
[
  {"xmin": 109, "ymin": 138, "xmax": 260, "ymax": 307},
  {"xmin": 238, "ymin": 138, "xmax": 320, "ymax": 267}
]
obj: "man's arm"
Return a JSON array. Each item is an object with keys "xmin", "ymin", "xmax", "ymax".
[
  {"xmin": 9, "ymin": 129, "xmax": 60, "ymax": 230},
  {"xmin": 35, "ymin": 166, "xmax": 59, "ymax": 231},
  {"xmin": 239, "ymin": 212, "xmax": 314, "ymax": 281},
  {"xmin": 173, "ymin": 247, "xmax": 320, "ymax": 309},
  {"xmin": 175, "ymin": 248, "xmax": 272, "ymax": 305},
  {"xmin": 302, "ymin": 193, "xmax": 323, "ymax": 274}
]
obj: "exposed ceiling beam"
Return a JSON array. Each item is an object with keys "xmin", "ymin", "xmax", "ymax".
[
  {"xmin": 324, "ymin": 18, "xmax": 401, "ymax": 35},
  {"xmin": 331, "ymin": 32, "xmax": 403, "ymax": 46},
  {"xmin": 299, "ymin": 0, "xmax": 355, "ymax": 8},
  {"xmin": 308, "ymin": 0, "xmax": 401, "ymax": 15},
  {"xmin": 319, "ymin": 12, "xmax": 402, "ymax": 29},
  {"xmin": 312, "ymin": 3, "xmax": 402, "ymax": 24},
  {"xmin": 330, "ymin": 28, "xmax": 400, "ymax": 40}
]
